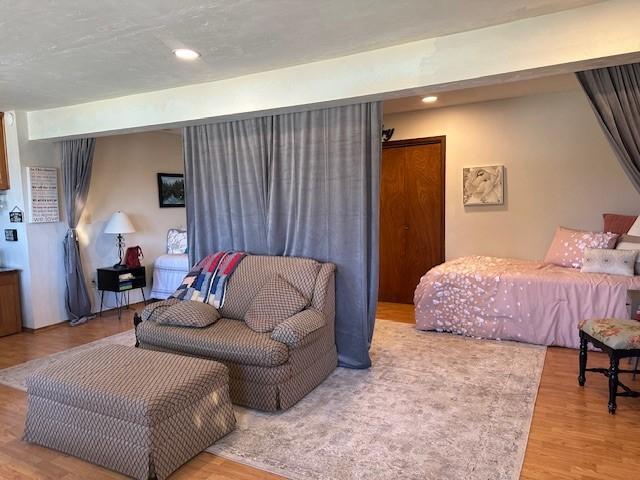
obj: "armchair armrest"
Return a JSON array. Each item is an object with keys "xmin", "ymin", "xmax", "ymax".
[
  {"xmin": 135, "ymin": 298, "xmax": 180, "ymax": 347},
  {"xmin": 271, "ymin": 308, "xmax": 326, "ymax": 349}
]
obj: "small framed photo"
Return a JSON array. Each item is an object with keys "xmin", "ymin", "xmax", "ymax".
[
  {"xmin": 4, "ymin": 229, "xmax": 18, "ymax": 241},
  {"xmin": 9, "ymin": 207, "xmax": 24, "ymax": 223},
  {"xmin": 157, "ymin": 173, "xmax": 185, "ymax": 208}
]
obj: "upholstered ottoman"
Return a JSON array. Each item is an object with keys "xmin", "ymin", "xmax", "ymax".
[{"xmin": 24, "ymin": 344, "xmax": 236, "ymax": 480}]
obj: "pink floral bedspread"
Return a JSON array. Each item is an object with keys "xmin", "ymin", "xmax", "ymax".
[{"xmin": 414, "ymin": 256, "xmax": 640, "ymax": 348}]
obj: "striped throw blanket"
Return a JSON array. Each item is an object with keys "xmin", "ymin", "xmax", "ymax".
[{"xmin": 172, "ymin": 251, "xmax": 247, "ymax": 308}]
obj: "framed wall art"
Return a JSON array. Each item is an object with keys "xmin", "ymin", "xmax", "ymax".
[
  {"xmin": 463, "ymin": 165, "xmax": 504, "ymax": 206},
  {"xmin": 157, "ymin": 173, "xmax": 185, "ymax": 208}
]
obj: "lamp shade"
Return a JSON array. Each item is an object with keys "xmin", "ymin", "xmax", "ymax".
[{"xmin": 104, "ymin": 211, "xmax": 136, "ymax": 234}]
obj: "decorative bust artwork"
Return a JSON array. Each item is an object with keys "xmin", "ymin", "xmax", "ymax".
[{"xmin": 463, "ymin": 165, "xmax": 504, "ymax": 205}]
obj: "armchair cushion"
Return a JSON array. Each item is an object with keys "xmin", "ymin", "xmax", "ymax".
[
  {"xmin": 137, "ymin": 318, "xmax": 289, "ymax": 367},
  {"xmin": 245, "ymin": 275, "xmax": 308, "ymax": 333},
  {"xmin": 157, "ymin": 300, "xmax": 221, "ymax": 328},
  {"xmin": 271, "ymin": 309, "xmax": 325, "ymax": 349},
  {"xmin": 140, "ymin": 298, "xmax": 180, "ymax": 322}
]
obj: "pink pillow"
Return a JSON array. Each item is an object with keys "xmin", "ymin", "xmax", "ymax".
[{"xmin": 544, "ymin": 227, "xmax": 619, "ymax": 269}]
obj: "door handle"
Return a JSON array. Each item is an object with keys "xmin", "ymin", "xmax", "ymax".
[{"xmin": 403, "ymin": 225, "xmax": 409, "ymax": 230}]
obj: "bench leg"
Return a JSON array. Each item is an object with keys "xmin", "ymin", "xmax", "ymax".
[
  {"xmin": 608, "ymin": 354, "xmax": 619, "ymax": 415},
  {"xmin": 578, "ymin": 332, "xmax": 588, "ymax": 386}
]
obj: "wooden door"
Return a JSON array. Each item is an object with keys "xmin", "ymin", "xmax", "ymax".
[
  {"xmin": 0, "ymin": 113, "xmax": 9, "ymax": 190},
  {"xmin": 379, "ymin": 137, "xmax": 445, "ymax": 304}
]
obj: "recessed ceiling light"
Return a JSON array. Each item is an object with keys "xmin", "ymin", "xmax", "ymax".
[
  {"xmin": 422, "ymin": 95, "xmax": 438, "ymax": 103},
  {"xmin": 173, "ymin": 48, "xmax": 200, "ymax": 61}
]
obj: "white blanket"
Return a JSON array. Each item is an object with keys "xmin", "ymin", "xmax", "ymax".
[{"xmin": 150, "ymin": 253, "xmax": 190, "ymax": 299}]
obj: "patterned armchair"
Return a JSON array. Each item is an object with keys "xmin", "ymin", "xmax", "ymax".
[{"xmin": 136, "ymin": 255, "xmax": 337, "ymax": 411}]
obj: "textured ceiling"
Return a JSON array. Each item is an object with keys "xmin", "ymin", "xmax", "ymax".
[{"xmin": 0, "ymin": 0, "xmax": 603, "ymax": 110}]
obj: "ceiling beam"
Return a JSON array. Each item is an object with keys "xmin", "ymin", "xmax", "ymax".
[{"xmin": 27, "ymin": 0, "xmax": 640, "ymax": 140}]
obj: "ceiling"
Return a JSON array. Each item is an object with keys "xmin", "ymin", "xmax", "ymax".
[
  {"xmin": 383, "ymin": 74, "xmax": 580, "ymax": 114},
  {"xmin": 0, "ymin": 0, "xmax": 603, "ymax": 111}
]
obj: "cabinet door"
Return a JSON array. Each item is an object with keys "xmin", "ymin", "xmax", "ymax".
[
  {"xmin": 0, "ymin": 113, "xmax": 9, "ymax": 190},
  {"xmin": 0, "ymin": 272, "xmax": 22, "ymax": 336}
]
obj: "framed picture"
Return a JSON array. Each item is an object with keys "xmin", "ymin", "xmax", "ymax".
[
  {"xmin": 157, "ymin": 173, "xmax": 185, "ymax": 208},
  {"xmin": 27, "ymin": 166, "xmax": 60, "ymax": 222},
  {"xmin": 4, "ymin": 229, "xmax": 18, "ymax": 241},
  {"xmin": 9, "ymin": 207, "xmax": 24, "ymax": 223},
  {"xmin": 463, "ymin": 165, "xmax": 504, "ymax": 206}
]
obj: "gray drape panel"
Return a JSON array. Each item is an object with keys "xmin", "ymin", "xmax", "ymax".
[
  {"xmin": 61, "ymin": 138, "xmax": 95, "ymax": 326},
  {"xmin": 577, "ymin": 63, "xmax": 640, "ymax": 193},
  {"xmin": 184, "ymin": 102, "xmax": 381, "ymax": 368},
  {"xmin": 184, "ymin": 117, "xmax": 272, "ymax": 256}
]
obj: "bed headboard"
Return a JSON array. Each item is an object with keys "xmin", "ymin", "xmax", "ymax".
[{"xmin": 603, "ymin": 213, "xmax": 638, "ymax": 235}]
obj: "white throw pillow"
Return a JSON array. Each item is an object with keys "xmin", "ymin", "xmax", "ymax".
[
  {"xmin": 627, "ymin": 216, "xmax": 640, "ymax": 236},
  {"xmin": 615, "ymin": 234, "xmax": 640, "ymax": 274},
  {"xmin": 581, "ymin": 248, "xmax": 637, "ymax": 277},
  {"xmin": 167, "ymin": 228, "xmax": 188, "ymax": 254}
]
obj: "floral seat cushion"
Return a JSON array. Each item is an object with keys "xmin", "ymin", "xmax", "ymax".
[{"xmin": 579, "ymin": 318, "xmax": 640, "ymax": 350}]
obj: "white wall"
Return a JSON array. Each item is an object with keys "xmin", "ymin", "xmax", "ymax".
[
  {"xmin": 0, "ymin": 112, "xmax": 34, "ymax": 327},
  {"xmin": 0, "ymin": 111, "xmax": 64, "ymax": 329},
  {"xmin": 383, "ymin": 89, "xmax": 640, "ymax": 261},
  {"xmin": 78, "ymin": 131, "xmax": 185, "ymax": 310},
  {"xmin": 16, "ymin": 111, "xmax": 67, "ymax": 329}
]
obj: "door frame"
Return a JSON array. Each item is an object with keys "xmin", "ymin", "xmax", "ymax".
[{"xmin": 381, "ymin": 135, "xmax": 446, "ymax": 264}]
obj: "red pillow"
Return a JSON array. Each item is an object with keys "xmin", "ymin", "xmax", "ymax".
[{"xmin": 603, "ymin": 213, "xmax": 637, "ymax": 235}]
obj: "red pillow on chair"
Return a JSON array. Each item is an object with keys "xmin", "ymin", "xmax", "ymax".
[{"xmin": 603, "ymin": 213, "xmax": 638, "ymax": 235}]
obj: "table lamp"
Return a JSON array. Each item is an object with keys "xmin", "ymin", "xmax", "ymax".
[{"xmin": 104, "ymin": 211, "xmax": 136, "ymax": 267}]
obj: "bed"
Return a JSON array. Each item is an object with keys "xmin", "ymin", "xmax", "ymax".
[
  {"xmin": 150, "ymin": 229, "xmax": 190, "ymax": 300},
  {"xmin": 414, "ymin": 256, "xmax": 640, "ymax": 349}
]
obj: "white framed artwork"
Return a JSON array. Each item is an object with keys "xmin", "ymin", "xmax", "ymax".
[
  {"xmin": 26, "ymin": 166, "xmax": 60, "ymax": 223},
  {"xmin": 463, "ymin": 165, "xmax": 504, "ymax": 206}
]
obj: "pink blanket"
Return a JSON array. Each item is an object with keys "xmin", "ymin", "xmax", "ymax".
[{"xmin": 414, "ymin": 256, "xmax": 640, "ymax": 348}]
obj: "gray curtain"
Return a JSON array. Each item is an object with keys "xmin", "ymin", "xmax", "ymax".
[
  {"xmin": 61, "ymin": 138, "xmax": 96, "ymax": 326},
  {"xmin": 577, "ymin": 63, "xmax": 640, "ymax": 193},
  {"xmin": 184, "ymin": 117, "xmax": 272, "ymax": 256},
  {"xmin": 184, "ymin": 102, "xmax": 381, "ymax": 368}
]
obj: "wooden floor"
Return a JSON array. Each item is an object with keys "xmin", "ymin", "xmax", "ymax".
[{"xmin": 0, "ymin": 302, "xmax": 638, "ymax": 479}]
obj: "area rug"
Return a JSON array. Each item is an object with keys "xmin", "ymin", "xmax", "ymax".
[
  {"xmin": 0, "ymin": 321, "xmax": 545, "ymax": 480},
  {"xmin": 0, "ymin": 330, "xmax": 136, "ymax": 390},
  {"xmin": 207, "ymin": 320, "xmax": 546, "ymax": 480}
]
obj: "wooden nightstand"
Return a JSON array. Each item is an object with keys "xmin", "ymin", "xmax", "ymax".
[
  {"xmin": 97, "ymin": 266, "xmax": 146, "ymax": 319},
  {"xmin": 627, "ymin": 289, "xmax": 640, "ymax": 378}
]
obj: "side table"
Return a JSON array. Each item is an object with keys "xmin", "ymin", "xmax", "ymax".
[{"xmin": 97, "ymin": 266, "xmax": 146, "ymax": 319}]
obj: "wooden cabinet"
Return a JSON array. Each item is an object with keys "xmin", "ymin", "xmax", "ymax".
[
  {"xmin": 0, "ymin": 269, "xmax": 22, "ymax": 336},
  {"xmin": 0, "ymin": 113, "xmax": 9, "ymax": 190}
]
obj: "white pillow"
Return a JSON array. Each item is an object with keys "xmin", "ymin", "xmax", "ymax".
[
  {"xmin": 616, "ymin": 234, "xmax": 640, "ymax": 274},
  {"xmin": 167, "ymin": 228, "xmax": 187, "ymax": 254},
  {"xmin": 581, "ymin": 248, "xmax": 637, "ymax": 277},
  {"xmin": 627, "ymin": 216, "xmax": 640, "ymax": 236}
]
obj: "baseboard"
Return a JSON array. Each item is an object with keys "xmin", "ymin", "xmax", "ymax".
[
  {"xmin": 21, "ymin": 301, "xmax": 148, "ymax": 333},
  {"xmin": 22, "ymin": 321, "xmax": 66, "ymax": 333}
]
